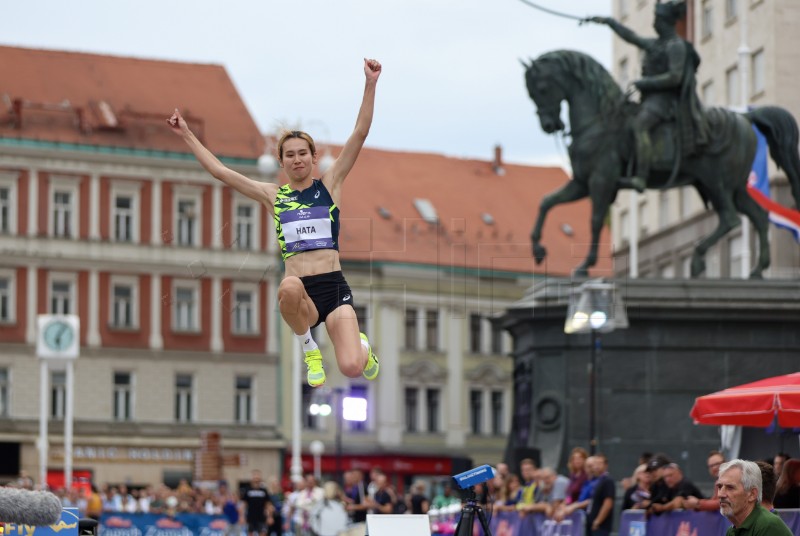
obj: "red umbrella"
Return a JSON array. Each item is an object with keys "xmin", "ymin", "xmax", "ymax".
[{"xmin": 690, "ymin": 372, "xmax": 800, "ymax": 427}]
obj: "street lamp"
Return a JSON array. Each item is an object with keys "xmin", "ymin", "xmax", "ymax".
[
  {"xmin": 564, "ymin": 279, "xmax": 627, "ymax": 454},
  {"xmin": 308, "ymin": 389, "xmax": 367, "ymax": 484}
]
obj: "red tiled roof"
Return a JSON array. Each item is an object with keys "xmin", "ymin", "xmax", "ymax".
[
  {"xmin": 322, "ymin": 146, "xmax": 612, "ymax": 277},
  {"xmin": 0, "ymin": 45, "xmax": 263, "ymax": 158}
]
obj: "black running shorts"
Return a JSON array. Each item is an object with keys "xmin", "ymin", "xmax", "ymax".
[{"xmin": 300, "ymin": 271, "xmax": 355, "ymax": 329}]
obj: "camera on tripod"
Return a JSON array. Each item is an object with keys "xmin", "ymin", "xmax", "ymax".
[{"xmin": 452, "ymin": 465, "xmax": 495, "ymax": 536}]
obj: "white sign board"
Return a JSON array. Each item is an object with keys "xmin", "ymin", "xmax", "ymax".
[{"xmin": 366, "ymin": 515, "xmax": 431, "ymax": 536}]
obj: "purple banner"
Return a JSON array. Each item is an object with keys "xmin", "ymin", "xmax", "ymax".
[
  {"xmin": 619, "ymin": 509, "xmax": 800, "ymax": 536},
  {"xmin": 98, "ymin": 512, "xmax": 230, "ymax": 536},
  {"xmin": 481, "ymin": 511, "xmax": 584, "ymax": 536}
]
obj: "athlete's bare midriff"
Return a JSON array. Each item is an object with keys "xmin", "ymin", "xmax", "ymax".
[{"xmin": 283, "ymin": 249, "xmax": 342, "ymax": 279}]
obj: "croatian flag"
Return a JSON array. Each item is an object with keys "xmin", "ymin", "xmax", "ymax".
[{"xmin": 746, "ymin": 125, "xmax": 800, "ymax": 242}]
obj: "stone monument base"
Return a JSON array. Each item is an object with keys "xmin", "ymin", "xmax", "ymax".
[{"xmin": 500, "ymin": 278, "xmax": 800, "ymax": 481}]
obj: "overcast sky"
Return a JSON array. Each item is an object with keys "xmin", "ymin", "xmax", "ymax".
[{"xmin": 3, "ymin": 0, "xmax": 612, "ymax": 166}]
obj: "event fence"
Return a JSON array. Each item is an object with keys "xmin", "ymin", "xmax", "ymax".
[{"xmin": 95, "ymin": 508, "xmax": 800, "ymax": 536}]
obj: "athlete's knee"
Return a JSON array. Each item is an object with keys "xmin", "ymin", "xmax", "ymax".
[
  {"xmin": 339, "ymin": 357, "xmax": 363, "ymax": 378},
  {"xmin": 278, "ymin": 277, "xmax": 304, "ymax": 306}
]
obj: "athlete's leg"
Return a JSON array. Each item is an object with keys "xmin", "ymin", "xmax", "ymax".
[
  {"xmin": 278, "ymin": 276, "xmax": 325, "ymax": 386},
  {"xmin": 324, "ymin": 305, "xmax": 371, "ymax": 378},
  {"xmin": 277, "ymin": 276, "xmax": 318, "ymax": 334}
]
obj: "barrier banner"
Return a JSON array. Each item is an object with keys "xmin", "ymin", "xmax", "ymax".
[
  {"xmin": 619, "ymin": 511, "xmax": 647, "ymax": 536},
  {"xmin": 533, "ymin": 511, "xmax": 584, "ymax": 536},
  {"xmin": 98, "ymin": 512, "xmax": 230, "ymax": 536},
  {"xmin": 619, "ymin": 509, "xmax": 800, "ymax": 536},
  {"xmin": 779, "ymin": 510, "xmax": 800, "ymax": 534},
  {"xmin": 482, "ymin": 511, "xmax": 583, "ymax": 536},
  {"xmin": 3, "ymin": 507, "xmax": 79, "ymax": 536},
  {"xmin": 486, "ymin": 510, "xmax": 523, "ymax": 536}
]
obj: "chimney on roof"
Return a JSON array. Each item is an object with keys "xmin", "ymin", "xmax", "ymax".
[{"xmin": 493, "ymin": 145, "xmax": 505, "ymax": 176}]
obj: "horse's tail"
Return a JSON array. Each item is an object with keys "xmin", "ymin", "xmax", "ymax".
[{"xmin": 746, "ymin": 106, "xmax": 800, "ymax": 209}]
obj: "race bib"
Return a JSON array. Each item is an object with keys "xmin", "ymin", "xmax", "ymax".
[{"xmin": 279, "ymin": 206, "xmax": 333, "ymax": 252}]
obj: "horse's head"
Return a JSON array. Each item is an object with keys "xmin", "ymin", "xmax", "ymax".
[
  {"xmin": 523, "ymin": 56, "xmax": 567, "ymax": 134},
  {"xmin": 523, "ymin": 50, "xmax": 625, "ymax": 136}
]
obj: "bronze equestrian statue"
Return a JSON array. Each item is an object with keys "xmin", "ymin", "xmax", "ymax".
[
  {"xmin": 590, "ymin": 1, "xmax": 708, "ymax": 192},
  {"xmin": 522, "ymin": 45, "xmax": 800, "ymax": 278}
]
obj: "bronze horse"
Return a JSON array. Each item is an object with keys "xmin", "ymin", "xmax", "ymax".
[{"xmin": 523, "ymin": 50, "xmax": 800, "ymax": 278}]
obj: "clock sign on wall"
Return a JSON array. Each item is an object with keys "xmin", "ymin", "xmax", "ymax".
[{"xmin": 36, "ymin": 315, "xmax": 80, "ymax": 359}]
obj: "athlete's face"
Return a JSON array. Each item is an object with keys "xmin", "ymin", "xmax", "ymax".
[{"xmin": 281, "ymin": 138, "xmax": 317, "ymax": 181}]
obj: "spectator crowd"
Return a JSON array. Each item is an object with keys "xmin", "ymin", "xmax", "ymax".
[{"xmin": 3, "ymin": 449, "xmax": 799, "ymax": 536}]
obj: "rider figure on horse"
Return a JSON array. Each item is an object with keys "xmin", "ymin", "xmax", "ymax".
[{"xmin": 591, "ymin": 0, "xmax": 709, "ymax": 193}]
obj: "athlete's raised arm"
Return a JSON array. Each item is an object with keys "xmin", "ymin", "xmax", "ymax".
[
  {"xmin": 322, "ymin": 58, "xmax": 381, "ymax": 197},
  {"xmin": 167, "ymin": 109, "xmax": 277, "ymax": 207}
]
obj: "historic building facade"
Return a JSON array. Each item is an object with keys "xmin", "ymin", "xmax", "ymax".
[{"xmin": 0, "ymin": 45, "xmax": 282, "ymax": 487}]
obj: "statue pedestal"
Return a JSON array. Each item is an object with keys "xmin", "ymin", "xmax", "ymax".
[{"xmin": 501, "ymin": 278, "xmax": 800, "ymax": 476}]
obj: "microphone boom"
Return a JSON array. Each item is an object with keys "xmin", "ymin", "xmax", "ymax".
[{"xmin": 0, "ymin": 487, "xmax": 63, "ymax": 526}]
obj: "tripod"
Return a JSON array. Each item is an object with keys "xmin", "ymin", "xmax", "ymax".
[{"xmin": 454, "ymin": 487, "xmax": 493, "ymax": 536}]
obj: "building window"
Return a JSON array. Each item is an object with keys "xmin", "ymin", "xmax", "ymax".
[
  {"xmin": 680, "ymin": 187, "xmax": 694, "ymax": 219},
  {"xmin": 638, "ymin": 201, "xmax": 648, "ymax": 237},
  {"xmin": 469, "ymin": 314, "xmax": 482, "ymax": 354},
  {"xmin": 235, "ymin": 204, "xmax": 254, "ymax": 250},
  {"xmin": 491, "ymin": 390, "xmax": 504, "ymax": 435},
  {"xmin": 53, "ymin": 191, "xmax": 73, "ymax": 238},
  {"xmin": 51, "ymin": 280, "xmax": 73, "ymax": 315},
  {"xmin": 177, "ymin": 199, "xmax": 197, "ymax": 246},
  {"xmin": 702, "ymin": 80, "xmax": 715, "ymax": 106},
  {"xmin": 404, "ymin": 308, "xmax": 417, "ymax": 350},
  {"xmin": 706, "ymin": 247, "xmax": 722, "ymax": 278},
  {"xmin": 114, "ymin": 195, "xmax": 134, "ymax": 242},
  {"xmin": 0, "ymin": 174, "xmax": 18, "ymax": 235},
  {"xmin": 51, "ymin": 371, "xmax": 66, "ymax": 420},
  {"xmin": 0, "ymin": 187, "xmax": 11, "ymax": 234},
  {"xmin": 729, "ymin": 234, "xmax": 743, "ymax": 277},
  {"xmin": 751, "ymin": 49, "xmax": 765, "ymax": 95},
  {"xmin": 0, "ymin": 277, "xmax": 12, "ymax": 323},
  {"xmin": 112, "ymin": 284, "xmax": 134, "ymax": 328},
  {"xmin": 470, "ymin": 390, "xmax": 483, "ymax": 435},
  {"xmin": 173, "ymin": 285, "xmax": 198, "ymax": 331},
  {"xmin": 174, "ymin": 374, "xmax": 193, "ymax": 422},
  {"xmin": 426, "ymin": 388, "xmax": 440, "ymax": 433},
  {"xmin": 701, "ymin": 0, "xmax": 713, "ymax": 39},
  {"xmin": 113, "ymin": 372, "xmax": 133, "ymax": 421},
  {"xmin": 682, "ymin": 255, "xmax": 693, "ymax": 278},
  {"xmin": 353, "ymin": 305, "xmax": 367, "ymax": 334},
  {"xmin": 235, "ymin": 376, "xmax": 253, "ymax": 424},
  {"xmin": 425, "ymin": 309, "xmax": 438, "ymax": 351},
  {"xmin": 726, "ymin": 66, "xmax": 740, "ymax": 107},
  {"xmin": 725, "ymin": 0, "xmax": 738, "ymax": 20},
  {"xmin": 491, "ymin": 321, "xmax": 504, "ymax": 355},
  {"xmin": 659, "ymin": 192, "xmax": 670, "ymax": 230},
  {"xmin": 618, "ymin": 57, "xmax": 630, "ymax": 89},
  {"xmin": 232, "ymin": 289, "xmax": 255, "ymax": 334},
  {"xmin": 405, "ymin": 387, "xmax": 418, "ymax": 432},
  {"xmin": 659, "ymin": 263, "xmax": 676, "ymax": 279},
  {"xmin": 0, "ymin": 368, "xmax": 8, "ymax": 417},
  {"xmin": 619, "ymin": 209, "xmax": 630, "ymax": 245}
]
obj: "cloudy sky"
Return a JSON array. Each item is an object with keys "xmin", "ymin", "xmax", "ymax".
[{"xmin": 4, "ymin": 0, "xmax": 613, "ymax": 166}]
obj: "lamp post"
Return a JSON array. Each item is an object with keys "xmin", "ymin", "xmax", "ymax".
[
  {"xmin": 564, "ymin": 279, "xmax": 627, "ymax": 454},
  {"xmin": 311, "ymin": 388, "xmax": 367, "ymax": 485},
  {"xmin": 309, "ymin": 440, "xmax": 325, "ymax": 481}
]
